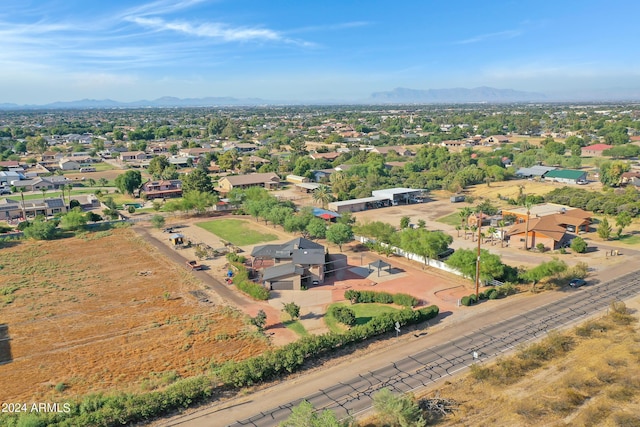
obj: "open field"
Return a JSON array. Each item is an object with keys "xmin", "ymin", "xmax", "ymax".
[
  {"xmin": 0, "ymin": 228, "xmax": 269, "ymax": 403},
  {"xmin": 423, "ymin": 303, "xmax": 640, "ymax": 426},
  {"xmin": 196, "ymin": 219, "xmax": 279, "ymax": 246},
  {"xmin": 359, "ymin": 299, "xmax": 640, "ymax": 427}
]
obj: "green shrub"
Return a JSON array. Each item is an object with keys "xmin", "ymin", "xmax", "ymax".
[
  {"xmin": 392, "ymin": 293, "xmax": 418, "ymax": 307},
  {"xmin": 460, "ymin": 296, "xmax": 471, "ymax": 306},
  {"xmin": 329, "ymin": 306, "xmax": 356, "ymax": 326},
  {"xmin": 226, "ymin": 253, "xmax": 246, "ymax": 264},
  {"xmin": 229, "ymin": 261, "xmax": 269, "ymax": 300},
  {"xmin": 343, "ymin": 290, "xmax": 417, "ymax": 306}
]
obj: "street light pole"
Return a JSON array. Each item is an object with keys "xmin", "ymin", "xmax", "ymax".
[{"xmin": 475, "ymin": 211, "xmax": 482, "ymax": 300}]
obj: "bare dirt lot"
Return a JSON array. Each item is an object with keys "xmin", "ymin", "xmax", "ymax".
[{"xmin": 0, "ymin": 228, "xmax": 269, "ymax": 402}]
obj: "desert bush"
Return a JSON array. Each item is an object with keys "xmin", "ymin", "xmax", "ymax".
[
  {"xmin": 575, "ymin": 320, "xmax": 608, "ymax": 337},
  {"xmin": 609, "ymin": 301, "xmax": 636, "ymax": 325}
]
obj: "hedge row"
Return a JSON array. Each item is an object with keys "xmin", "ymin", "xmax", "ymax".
[
  {"xmin": 344, "ymin": 289, "xmax": 418, "ymax": 307},
  {"xmin": 215, "ymin": 305, "xmax": 440, "ymax": 388},
  {"xmin": 460, "ymin": 284, "xmax": 518, "ymax": 306},
  {"xmin": 8, "ymin": 305, "xmax": 439, "ymax": 426},
  {"xmin": 6, "ymin": 376, "xmax": 215, "ymax": 427},
  {"xmin": 230, "ymin": 261, "xmax": 269, "ymax": 300}
]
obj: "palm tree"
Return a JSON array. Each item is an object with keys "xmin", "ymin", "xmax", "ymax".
[
  {"xmin": 65, "ymin": 183, "xmax": 74, "ymax": 207},
  {"xmin": 88, "ymin": 178, "xmax": 96, "ymax": 187},
  {"xmin": 19, "ymin": 187, "xmax": 26, "ymax": 220},
  {"xmin": 41, "ymin": 187, "xmax": 47, "ymax": 200},
  {"xmin": 497, "ymin": 220, "xmax": 506, "ymax": 248},
  {"xmin": 312, "ymin": 185, "xmax": 332, "ymax": 209},
  {"xmin": 524, "ymin": 201, "xmax": 533, "ymax": 250},
  {"xmin": 459, "ymin": 207, "xmax": 472, "ymax": 236},
  {"xmin": 487, "ymin": 227, "xmax": 497, "ymax": 245}
]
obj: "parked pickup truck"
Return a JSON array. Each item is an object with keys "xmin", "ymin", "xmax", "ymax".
[{"xmin": 186, "ymin": 260, "xmax": 203, "ymax": 271}]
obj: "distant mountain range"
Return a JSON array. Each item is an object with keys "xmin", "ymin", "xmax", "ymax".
[
  {"xmin": 369, "ymin": 86, "xmax": 547, "ymax": 103},
  {"xmin": 0, "ymin": 96, "xmax": 271, "ymax": 110},
  {"xmin": 3, "ymin": 86, "xmax": 640, "ymax": 109}
]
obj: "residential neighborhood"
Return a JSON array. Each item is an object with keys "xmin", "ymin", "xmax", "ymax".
[{"xmin": 2, "ymin": 103, "xmax": 640, "ymax": 427}]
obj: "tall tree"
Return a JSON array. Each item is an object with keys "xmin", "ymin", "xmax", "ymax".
[
  {"xmin": 147, "ymin": 155, "xmax": 171, "ymax": 179},
  {"xmin": 598, "ymin": 217, "xmax": 612, "ymax": 240},
  {"xmin": 306, "ymin": 218, "xmax": 327, "ymax": 240},
  {"xmin": 312, "ymin": 184, "xmax": 332, "ymax": 209},
  {"xmin": 114, "ymin": 170, "xmax": 142, "ymax": 195},
  {"xmin": 326, "ymin": 223, "xmax": 354, "ymax": 252},
  {"xmin": 26, "ymin": 136, "xmax": 49, "ymax": 155},
  {"xmin": 181, "ymin": 164, "xmax": 213, "ymax": 193},
  {"xmin": 615, "ymin": 211, "xmax": 632, "ymax": 238},
  {"xmin": 459, "ymin": 207, "xmax": 472, "ymax": 239},
  {"xmin": 446, "ymin": 248, "xmax": 505, "ymax": 282}
]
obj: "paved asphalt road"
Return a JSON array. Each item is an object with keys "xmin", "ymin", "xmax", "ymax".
[
  {"xmin": 156, "ymin": 267, "xmax": 640, "ymax": 427},
  {"xmin": 220, "ymin": 268, "xmax": 640, "ymax": 426}
]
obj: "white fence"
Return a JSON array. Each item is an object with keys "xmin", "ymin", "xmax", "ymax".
[{"xmin": 355, "ymin": 235, "xmax": 464, "ymax": 277}]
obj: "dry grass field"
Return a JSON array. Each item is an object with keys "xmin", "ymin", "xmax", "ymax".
[
  {"xmin": 359, "ymin": 301, "xmax": 640, "ymax": 427},
  {"xmin": 429, "ymin": 304, "xmax": 640, "ymax": 426},
  {"xmin": 0, "ymin": 228, "xmax": 269, "ymax": 403}
]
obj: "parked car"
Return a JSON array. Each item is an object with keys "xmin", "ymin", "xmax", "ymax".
[
  {"xmin": 0, "ymin": 187, "xmax": 11, "ymax": 195},
  {"xmin": 569, "ymin": 278, "xmax": 587, "ymax": 288},
  {"xmin": 438, "ymin": 248, "xmax": 455, "ymax": 260}
]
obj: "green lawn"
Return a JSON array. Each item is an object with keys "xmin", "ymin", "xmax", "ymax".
[
  {"xmin": 283, "ymin": 320, "xmax": 309, "ymax": 337},
  {"xmin": 196, "ymin": 219, "xmax": 278, "ymax": 246},
  {"xmin": 437, "ymin": 211, "xmax": 464, "ymax": 227},
  {"xmin": 617, "ymin": 234, "xmax": 640, "ymax": 245},
  {"xmin": 325, "ymin": 302, "xmax": 400, "ymax": 333}
]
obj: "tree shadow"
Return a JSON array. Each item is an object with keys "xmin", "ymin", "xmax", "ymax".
[{"xmin": 0, "ymin": 324, "xmax": 12, "ymax": 365}]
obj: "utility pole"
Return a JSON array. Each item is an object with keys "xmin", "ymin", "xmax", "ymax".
[{"xmin": 475, "ymin": 211, "xmax": 482, "ymax": 300}]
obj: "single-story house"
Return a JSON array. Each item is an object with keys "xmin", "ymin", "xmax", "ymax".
[
  {"xmin": 370, "ymin": 146, "xmax": 413, "ymax": 156},
  {"xmin": 502, "ymin": 203, "xmax": 591, "ymax": 234},
  {"xmin": 543, "ymin": 169, "xmax": 588, "ymax": 184},
  {"xmin": 119, "ymin": 151, "xmax": 148, "ymax": 162},
  {"xmin": 621, "ymin": 171, "xmax": 640, "ymax": 186},
  {"xmin": 11, "ymin": 177, "xmax": 56, "ymax": 192},
  {"xmin": 581, "ymin": 144, "xmax": 613, "ymax": 157},
  {"xmin": 217, "ymin": 172, "xmax": 280, "ymax": 192},
  {"xmin": 59, "ymin": 159, "xmax": 81, "ymax": 170},
  {"xmin": 0, "ymin": 197, "xmax": 67, "ymax": 220},
  {"xmin": 482, "ymin": 135, "xmax": 510, "ymax": 145},
  {"xmin": 515, "ymin": 165, "xmax": 557, "ymax": 178},
  {"xmin": 224, "ymin": 142, "xmax": 258, "ymax": 153},
  {"xmin": 286, "ymin": 174, "xmax": 310, "ymax": 184},
  {"xmin": 309, "ymin": 152, "xmax": 342, "ymax": 161},
  {"xmin": 506, "ymin": 215, "xmax": 570, "ymax": 251}
]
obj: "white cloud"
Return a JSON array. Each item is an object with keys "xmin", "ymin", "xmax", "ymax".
[
  {"xmin": 128, "ymin": 16, "xmax": 282, "ymax": 42},
  {"xmin": 453, "ymin": 30, "xmax": 521, "ymax": 44}
]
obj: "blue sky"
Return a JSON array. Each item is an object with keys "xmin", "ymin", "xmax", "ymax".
[{"xmin": 2, "ymin": 0, "xmax": 639, "ymax": 104}]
